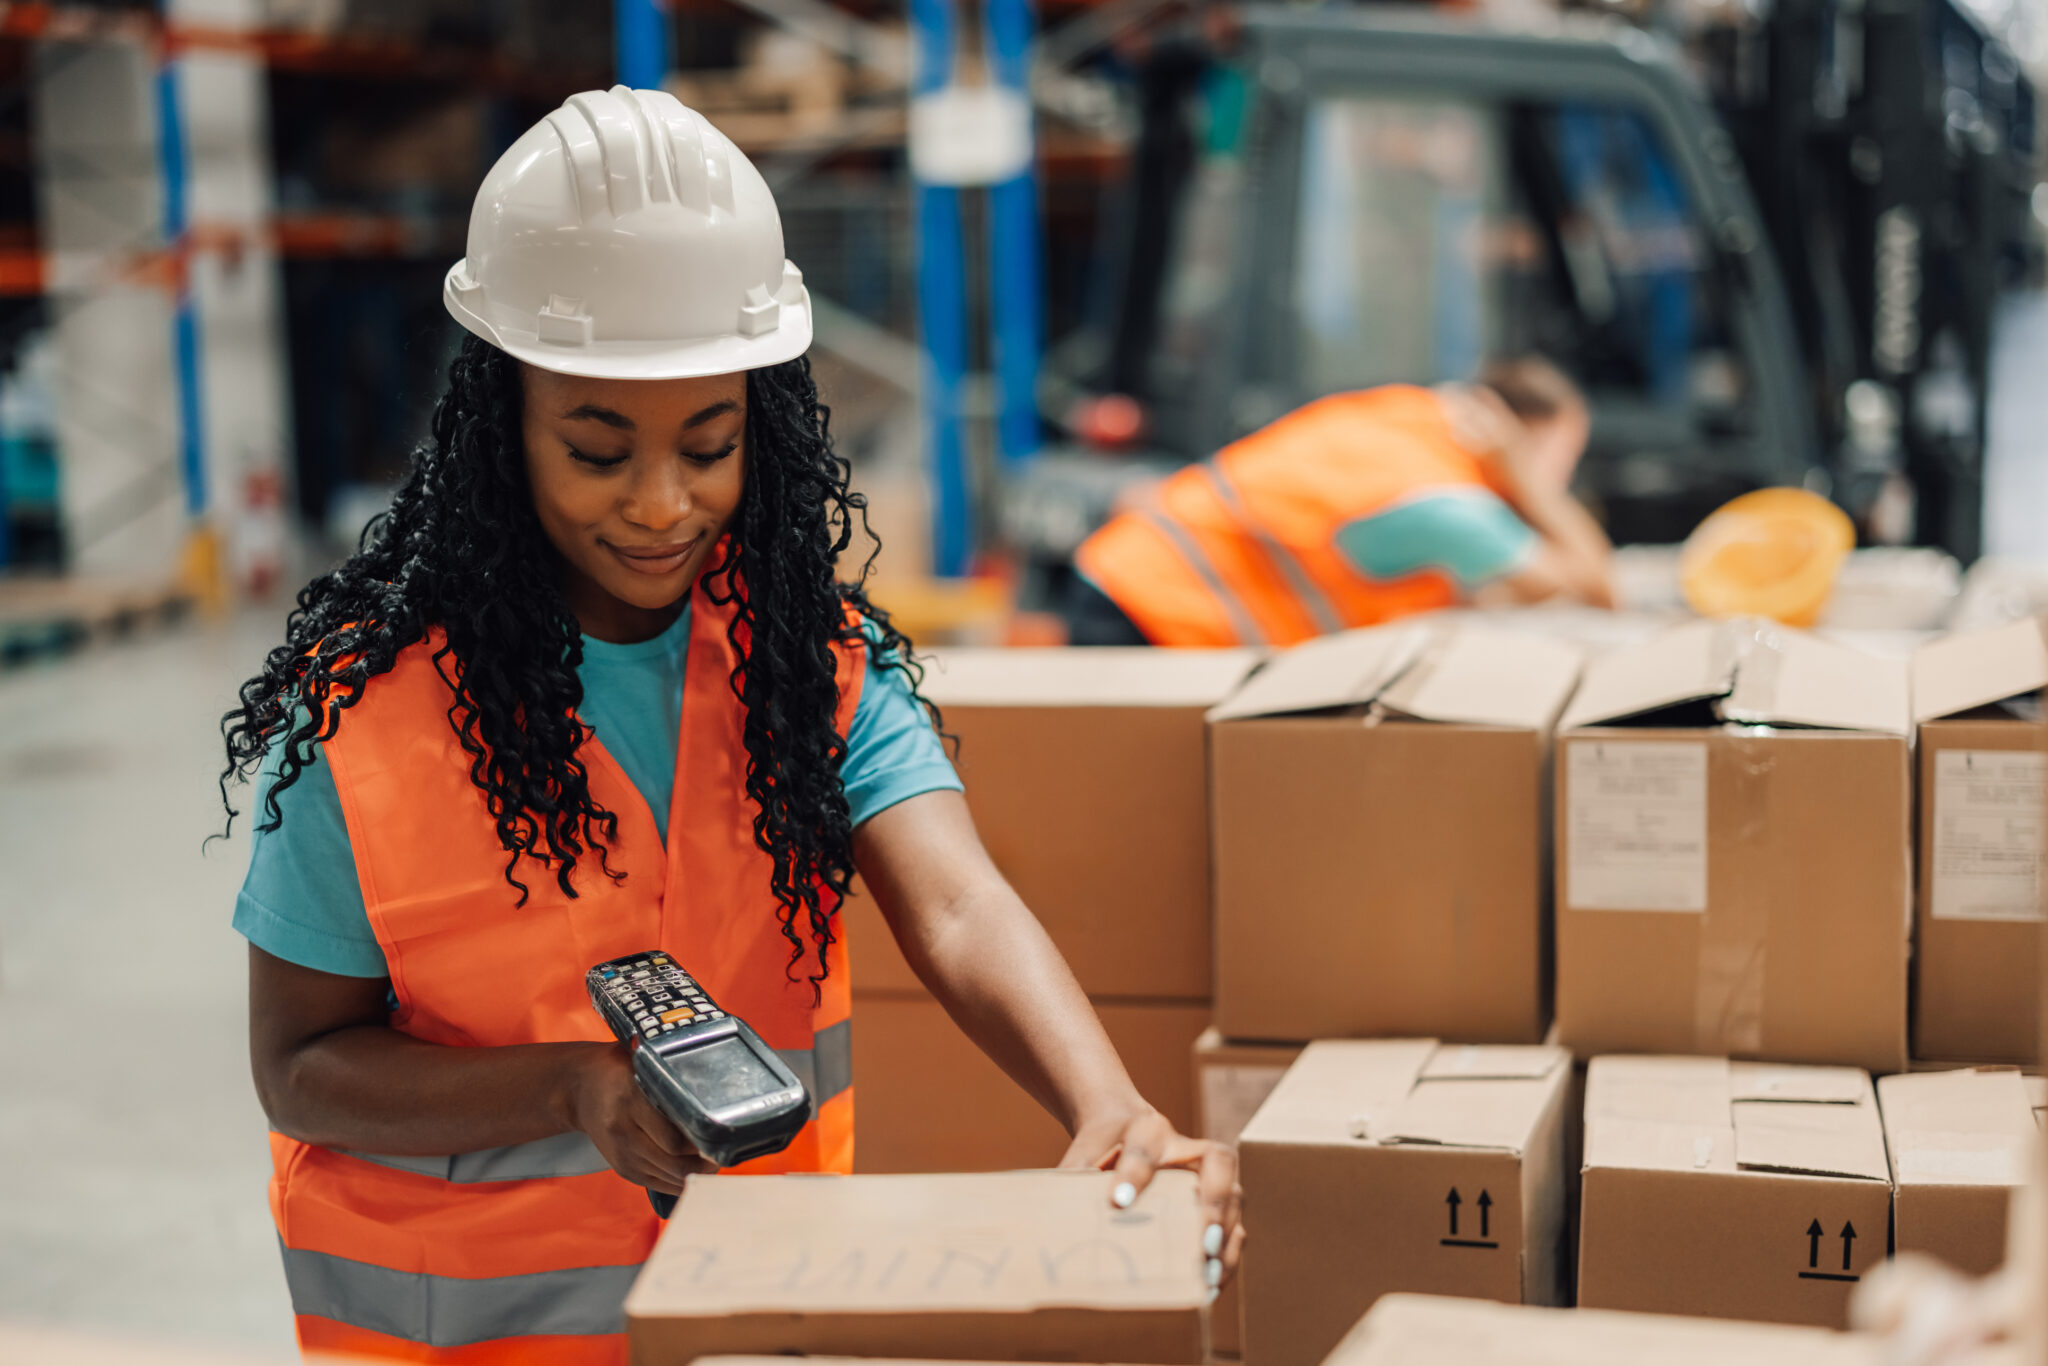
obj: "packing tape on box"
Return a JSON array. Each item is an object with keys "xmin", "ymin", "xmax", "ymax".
[{"xmin": 1693, "ymin": 732, "xmax": 1771, "ymax": 1057}]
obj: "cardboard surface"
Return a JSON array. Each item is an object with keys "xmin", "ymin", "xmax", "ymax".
[
  {"xmin": 1238, "ymin": 1040, "xmax": 1573, "ymax": 1366},
  {"xmin": 1324, "ymin": 1293, "xmax": 1886, "ymax": 1366},
  {"xmin": 1555, "ymin": 624, "xmax": 1911, "ymax": 1073},
  {"xmin": 1911, "ymin": 621, "xmax": 2045, "ymax": 1065},
  {"xmin": 1577, "ymin": 1056, "xmax": 1892, "ymax": 1328},
  {"xmin": 1189, "ymin": 1030, "xmax": 1302, "ymax": 1359},
  {"xmin": 626, "ymin": 1170, "xmax": 1207, "ymax": 1364},
  {"xmin": 849, "ymin": 648, "xmax": 1256, "ymax": 1000},
  {"xmin": 1212, "ymin": 624, "xmax": 1581, "ymax": 1043},
  {"xmin": 852, "ymin": 993, "xmax": 1208, "ymax": 1174},
  {"xmin": 1879, "ymin": 1069, "xmax": 2036, "ymax": 1275}
]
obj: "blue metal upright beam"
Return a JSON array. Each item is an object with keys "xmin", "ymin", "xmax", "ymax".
[
  {"xmin": 911, "ymin": 0, "xmax": 973, "ymax": 576},
  {"xmin": 984, "ymin": 0, "xmax": 1042, "ymax": 470},
  {"xmin": 615, "ymin": 0, "xmax": 673, "ymax": 90},
  {"xmin": 154, "ymin": 31, "xmax": 205, "ymax": 517}
]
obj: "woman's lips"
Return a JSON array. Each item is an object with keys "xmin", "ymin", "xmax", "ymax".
[{"xmin": 604, "ymin": 534, "xmax": 701, "ymax": 577}]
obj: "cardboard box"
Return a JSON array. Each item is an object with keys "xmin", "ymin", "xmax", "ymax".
[
  {"xmin": 1554, "ymin": 620, "xmax": 1912, "ymax": 1073},
  {"xmin": 1210, "ymin": 625, "xmax": 1583, "ymax": 1043},
  {"xmin": 1577, "ymin": 1055, "xmax": 1892, "ymax": 1328},
  {"xmin": 1324, "ymin": 1293, "xmax": 1884, "ymax": 1365},
  {"xmin": 1237, "ymin": 1039, "xmax": 1573, "ymax": 1366},
  {"xmin": 1911, "ymin": 618, "xmax": 2048, "ymax": 1064},
  {"xmin": 1191, "ymin": 1028, "xmax": 1303, "ymax": 1145},
  {"xmin": 1878, "ymin": 1068, "xmax": 2039, "ymax": 1275},
  {"xmin": 852, "ymin": 994, "xmax": 1209, "ymax": 1173},
  {"xmin": 627, "ymin": 1170, "xmax": 1208, "ymax": 1364},
  {"xmin": 845, "ymin": 648, "xmax": 1258, "ymax": 1000},
  {"xmin": 1190, "ymin": 1029, "xmax": 1303, "ymax": 1358}
]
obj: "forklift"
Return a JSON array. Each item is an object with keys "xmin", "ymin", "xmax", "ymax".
[{"xmin": 1007, "ymin": 0, "xmax": 2037, "ymax": 587}]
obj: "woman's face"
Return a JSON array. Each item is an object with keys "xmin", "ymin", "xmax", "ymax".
[{"xmin": 520, "ymin": 364, "xmax": 748, "ymax": 643}]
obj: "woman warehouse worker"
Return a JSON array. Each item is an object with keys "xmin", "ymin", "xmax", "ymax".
[{"xmin": 219, "ymin": 87, "xmax": 1240, "ymax": 1364}]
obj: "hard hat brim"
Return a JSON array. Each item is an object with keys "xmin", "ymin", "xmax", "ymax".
[{"xmin": 443, "ymin": 260, "xmax": 813, "ymax": 381}]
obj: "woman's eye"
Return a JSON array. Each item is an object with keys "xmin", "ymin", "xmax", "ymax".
[
  {"xmin": 686, "ymin": 442, "xmax": 740, "ymax": 467},
  {"xmin": 568, "ymin": 447, "xmax": 629, "ymax": 470}
]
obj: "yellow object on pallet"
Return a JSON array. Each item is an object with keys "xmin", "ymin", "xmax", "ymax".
[
  {"xmin": 862, "ymin": 575, "xmax": 1012, "ymax": 646},
  {"xmin": 1679, "ymin": 487, "xmax": 1854, "ymax": 627}
]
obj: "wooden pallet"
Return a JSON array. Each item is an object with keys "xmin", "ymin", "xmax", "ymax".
[{"xmin": 0, "ymin": 573, "xmax": 194, "ymax": 668}]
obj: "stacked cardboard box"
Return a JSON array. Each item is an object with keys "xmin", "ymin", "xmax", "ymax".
[
  {"xmin": 1190, "ymin": 1030, "xmax": 1303, "ymax": 1356},
  {"xmin": 1577, "ymin": 1055, "xmax": 1891, "ymax": 1328},
  {"xmin": 1910, "ymin": 617, "xmax": 2048, "ymax": 1064},
  {"xmin": 1328, "ymin": 1293, "xmax": 1885, "ymax": 1365},
  {"xmin": 1238, "ymin": 1039, "xmax": 1574, "ymax": 1366},
  {"xmin": 1209, "ymin": 624, "xmax": 1583, "ymax": 1043},
  {"xmin": 627, "ymin": 1170, "xmax": 1208, "ymax": 1364},
  {"xmin": 1878, "ymin": 1068, "xmax": 2039, "ymax": 1275},
  {"xmin": 846, "ymin": 648, "xmax": 1257, "ymax": 1172},
  {"xmin": 1554, "ymin": 620, "xmax": 1912, "ymax": 1073}
]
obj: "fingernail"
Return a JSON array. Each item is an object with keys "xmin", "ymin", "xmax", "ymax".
[
  {"xmin": 1203, "ymin": 1223, "xmax": 1224, "ymax": 1257},
  {"xmin": 1112, "ymin": 1181, "xmax": 1137, "ymax": 1209},
  {"xmin": 1205, "ymin": 1256, "xmax": 1224, "ymax": 1287},
  {"xmin": 1204, "ymin": 1286, "xmax": 1220, "ymax": 1307}
]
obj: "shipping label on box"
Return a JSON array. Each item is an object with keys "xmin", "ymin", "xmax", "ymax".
[
  {"xmin": 1210, "ymin": 624, "xmax": 1582, "ymax": 1043},
  {"xmin": 1911, "ymin": 617, "xmax": 2048, "ymax": 1064},
  {"xmin": 1556, "ymin": 620, "xmax": 1911, "ymax": 1073},
  {"xmin": 1878, "ymin": 1069, "xmax": 2036, "ymax": 1276},
  {"xmin": 627, "ymin": 1171, "xmax": 1207, "ymax": 1365},
  {"xmin": 1325, "ymin": 1294, "xmax": 1884, "ymax": 1366},
  {"xmin": 846, "ymin": 648, "xmax": 1257, "ymax": 1000},
  {"xmin": 1577, "ymin": 1056, "xmax": 1892, "ymax": 1329},
  {"xmin": 1238, "ymin": 1039, "xmax": 1572, "ymax": 1366}
]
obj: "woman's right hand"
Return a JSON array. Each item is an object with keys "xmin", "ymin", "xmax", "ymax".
[{"xmin": 561, "ymin": 1043, "xmax": 714, "ymax": 1193}]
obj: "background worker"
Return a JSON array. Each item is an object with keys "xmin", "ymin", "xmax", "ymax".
[
  {"xmin": 1068, "ymin": 358, "xmax": 1618, "ymax": 646},
  {"xmin": 222, "ymin": 88, "xmax": 1238, "ymax": 1365}
]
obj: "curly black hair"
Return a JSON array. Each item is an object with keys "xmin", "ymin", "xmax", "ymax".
[{"xmin": 219, "ymin": 334, "xmax": 931, "ymax": 992}]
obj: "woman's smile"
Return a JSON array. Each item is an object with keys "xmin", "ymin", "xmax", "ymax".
[{"xmin": 602, "ymin": 533, "xmax": 703, "ymax": 577}]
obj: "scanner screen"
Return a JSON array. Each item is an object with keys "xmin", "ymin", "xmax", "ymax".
[{"xmin": 678, "ymin": 1036, "xmax": 782, "ymax": 1111}]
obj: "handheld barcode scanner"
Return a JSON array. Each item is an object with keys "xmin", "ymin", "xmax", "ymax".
[{"xmin": 585, "ymin": 950, "xmax": 810, "ymax": 1217}]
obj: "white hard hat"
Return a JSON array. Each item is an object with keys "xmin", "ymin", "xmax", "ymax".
[{"xmin": 443, "ymin": 86, "xmax": 811, "ymax": 380}]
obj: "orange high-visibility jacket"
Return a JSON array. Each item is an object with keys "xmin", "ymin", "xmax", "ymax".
[
  {"xmin": 1075, "ymin": 385, "xmax": 1511, "ymax": 646},
  {"xmin": 268, "ymin": 575, "xmax": 864, "ymax": 1365}
]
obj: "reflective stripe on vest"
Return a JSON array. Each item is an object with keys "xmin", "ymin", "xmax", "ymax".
[
  {"xmin": 338, "ymin": 1019, "xmax": 855, "ymax": 1184},
  {"xmin": 282, "ymin": 1243, "xmax": 640, "ymax": 1349},
  {"xmin": 1138, "ymin": 508, "xmax": 1270, "ymax": 646},
  {"xmin": 1196, "ymin": 464, "xmax": 1345, "ymax": 636},
  {"xmin": 275, "ymin": 572, "xmax": 867, "ymax": 1361}
]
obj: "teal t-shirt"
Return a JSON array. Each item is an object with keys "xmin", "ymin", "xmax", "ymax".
[
  {"xmin": 1333, "ymin": 487, "xmax": 1537, "ymax": 588},
  {"xmin": 232, "ymin": 608, "xmax": 961, "ymax": 978}
]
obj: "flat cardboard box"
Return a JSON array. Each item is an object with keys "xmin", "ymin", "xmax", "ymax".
[
  {"xmin": 1324, "ymin": 1293, "xmax": 1885, "ymax": 1365},
  {"xmin": 845, "ymin": 648, "xmax": 1258, "ymax": 1000},
  {"xmin": 1191, "ymin": 1028, "xmax": 1303, "ymax": 1146},
  {"xmin": 1210, "ymin": 625, "xmax": 1582, "ymax": 1042},
  {"xmin": 1878, "ymin": 1068, "xmax": 2038, "ymax": 1275},
  {"xmin": 1555, "ymin": 619, "xmax": 1912, "ymax": 1073},
  {"xmin": 852, "ymin": 993, "xmax": 1208, "ymax": 1173},
  {"xmin": 1238, "ymin": 1039, "xmax": 1573, "ymax": 1366},
  {"xmin": 1189, "ymin": 1029, "xmax": 1303, "ymax": 1358},
  {"xmin": 1577, "ymin": 1055, "xmax": 1892, "ymax": 1328},
  {"xmin": 1911, "ymin": 618, "xmax": 2047, "ymax": 1064},
  {"xmin": 627, "ymin": 1170, "xmax": 1207, "ymax": 1364}
]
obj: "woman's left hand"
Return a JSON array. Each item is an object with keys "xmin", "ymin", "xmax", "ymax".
[{"xmin": 1060, "ymin": 1104, "xmax": 1243, "ymax": 1294}]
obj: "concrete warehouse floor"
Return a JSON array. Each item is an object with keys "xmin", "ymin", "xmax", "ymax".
[{"xmin": 5, "ymin": 293, "xmax": 2048, "ymax": 1353}]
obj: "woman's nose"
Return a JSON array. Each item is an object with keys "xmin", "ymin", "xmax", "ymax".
[{"xmin": 620, "ymin": 461, "xmax": 692, "ymax": 531}]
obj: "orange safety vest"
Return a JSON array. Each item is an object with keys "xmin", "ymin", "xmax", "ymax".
[
  {"xmin": 268, "ymin": 573, "xmax": 865, "ymax": 1365},
  {"xmin": 1075, "ymin": 385, "xmax": 1518, "ymax": 647}
]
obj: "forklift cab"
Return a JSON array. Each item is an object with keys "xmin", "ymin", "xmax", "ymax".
[{"xmin": 1018, "ymin": 8, "xmax": 1820, "ymax": 562}]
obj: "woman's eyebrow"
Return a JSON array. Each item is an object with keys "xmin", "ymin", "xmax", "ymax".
[
  {"xmin": 561, "ymin": 404, "xmax": 634, "ymax": 430},
  {"xmin": 682, "ymin": 399, "xmax": 741, "ymax": 430}
]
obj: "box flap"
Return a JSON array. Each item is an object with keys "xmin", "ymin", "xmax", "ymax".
[
  {"xmin": 1376, "ymin": 629, "xmax": 1584, "ymax": 731},
  {"xmin": 1381, "ymin": 1070, "xmax": 1569, "ymax": 1154},
  {"xmin": 625, "ymin": 1170, "xmax": 1206, "ymax": 1318},
  {"xmin": 1912, "ymin": 617, "xmax": 2048, "ymax": 722},
  {"xmin": 1584, "ymin": 1116, "xmax": 1738, "ymax": 1174},
  {"xmin": 1732, "ymin": 1098, "xmax": 1888, "ymax": 1183},
  {"xmin": 1584, "ymin": 1055, "xmax": 1730, "ymax": 1128},
  {"xmin": 1419, "ymin": 1044, "xmax": 1567, "ymax": 1081},
  {"xmin": 1205, "ymin": 626, "xmax": 1428, "ymax": 722},
  {"xmin": 1878, "ymin": 1071, "xmax": 2036, "ymax": 1187},
  {"xmin": 1557, "ymin": 619, "xmax": 1735, "ymax": 731},
  {"xmin": 1729, "ymin": 1063, "xmax": 1871, "ymax": 1105},
  {"xmin": 1237, "ymin": 1039, "xmax": 1436, "ymax": 1146},
  {"xmin": 921, "ymin": 647, "xmax": 1259, "ymax": 708},
  {"xmin": 1720, "ymin": 625, "xmax": 1911, "ymax": 735}
]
